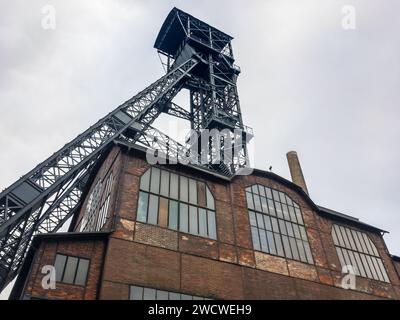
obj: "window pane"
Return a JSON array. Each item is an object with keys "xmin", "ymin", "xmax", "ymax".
[
  {"xmin": 263, "ymin": 215, "xmax": 272, "ymax": 231},
  {"xmin": 292, "ymin": 224, "xmax": 301, "ymax": 239},
  {"xmin": 206, "ymin": 187, "xmax": 215, "ymax": 210},
  {"xmin": 274, "ymin": 233, "xmax": 284, "ymax": 256},
  {"xmin": 266, "ymin": 231, "xmax": 276, "ymax": 255},
  {"xmin": 304, "ymin": 241, "xmax": 314, "ymax": 264},
  {"xmin": 157, "ymin": 290, "xmax": 169, "ymax": 300},
  {"xmin": 282, "ymin": 204, "xmax": 290, "ymax": 221},
  {"xmin": 160, "ymin": 170, "xmax": 169, "ymax": 197},
  {"xmin": 271, "ymin": 217, "xmax": 279, "ymax": 233},
  {"xmin": 189, "ymin": 206, "xmax": 198, "ymax": 235},
  {"xmin": 140, "ymin": 169, "xmax": 150, "ymax": 191},
  {"xmin": 295, "ymin": 207, "xmax": 304, "ymax": 225},
  {"xmin": 274, "ymin": 201, "xmax": 283, "ymax": 218},
  {"xmin": 282, "ymin": 235, "xmax": 292, "ymax": 259},
  {"xmin": 158, "ymin": 197, "xmax": 169, "ymax": 227},
  {"xmin": 170, "ymin": 173, "xmax": 179, "ymax": 200},
  {"xmin": 179, "ymin": 203, "xmax": 188, "ymax": 233},
  {"xmin": 259, "ymin": 230, "xmax": 268, "ymax": 252},
  {"xmin": 63, "ymin": 257, "xmax": 78, "ymax": 284},
  {"xmin": 288, "ymin": 206, "xmax": 297, "ymax": 223},
  {"xmin": 279, "ymin": 219, "xmax": 287, "ymax": 235},
  {"xmin": 75, "ymin": 259, "xmax": 89, "ymax": 286},
  {"xmin": 168, "ymin": 200, "xmax": 178, "ymax": 230},
  {"xmin": 181, "ymin": 294, "xmax": 192, "ymax": 300},
  {"xmin": 267, "ymin": 199, "xmax": 275, "ymax": 216},
  {"xmin": 138, "ymin": 192, "xmax": 150, "ymax": 222},
  {"xmin": 279, "ymin": 192, "xmax": 287, "ymax": 204},
  {"xmin": 143, "ymin": 288, "xmax": 156, "ymax": 300},
  {"xmin": 150, "ymin": 168, "xmax": 160, "ymax": 194},
  {"xmin": 130, "ymin": 286, "xmax": 143, "ymax": 300},
  {"xmin": 180, "ymin": 176, "xmax": 188, "ymax": 202},
  {"xmin": 148, "ymin": 195, "xmax": 159, "ymax": 225},
  {"xmin": 299, "ymin": 226, "xmax": 307, "ymax": 241},
  {"xmin": 207, "ymin": 211, "xmax": 216, "ymax": 239},
  {"xmin": 256, "ymin": 213, "xmax": 265, "ymax": 229},
  {"xmin": 251, "ymin": 227, "xmax": 260, "ymax": 251},
  {"xmin": 246, "ymin": 192, "xmax": 254, "ymax": 210},
  {"xmin": 296, "ymin": 239, "xmax": 307, "ymax": 263},
  {"xmin": 252, "ymin": 185, "xmax": 259, "ymax": 194},
  {"xmin": 197, "ymin": 182, "xmax": 206, "ymax": 207},
  {"xmin": 254, "ymin": 195, "xmax": 262, "ymax": 212},
  {"xmin": 169, "ymin": 292, "xmax": 181, "ymax": 300},
  {"xmin": 289, "ymin": 237, "xmax": 300, "ymax": 260},
  {"xmin": 259, "ymin": 186, "xmax": 266, "ymax": 197},
  {"xmin": 189, "ymin": 179, "xmax": 197, "ymax": 204},
  {"xmin": 54, "ymin": 254, "xmax": 67, "ymax": 282},
  {"xmin": 285, "ymin": 221, "xmax": 294, "ymax": 237},
  {"xmin": 272, "ymin": 190, "xmax": 280, "ymax": 201},
  {"xmin": 260, "ymin": 197, "xmax": 268, "ymax": 213},
  {"xmin": 265, "ymin": 187, "xmax": 273, "ymax": 199},
  {"xmin": 199, "ymin": 209, "xmax": 207, "ymax": 237},
  {"xmin": 249, "ymin": 211, "xmax": 257, "ymax": 226}
]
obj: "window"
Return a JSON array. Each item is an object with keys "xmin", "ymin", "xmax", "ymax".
[
  {"xmin": 129, "ymin": 285, "xmax": 210, "ymax": 300},
  {"xmin": 80, "ymin": 172, "xmax": 114, "ymax": 232},
  {"xmin": 246, "ymin": 184, "xmax": 313, "ymax": 264},
  {"xmin": 54, "ymin": 254, "xmax": 90, "ymax": 286},
  {"xmin": 331, "ymin": 224, "xmax": 390, "ymax": 282},
  {"xmin": 137, "ymin": 167, "xmax": 217, "ymax": 239}
]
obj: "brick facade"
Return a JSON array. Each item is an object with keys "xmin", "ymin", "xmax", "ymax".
[{"xmin": 12, "ymin": 145, "xmax": 400, "ymax": 300}]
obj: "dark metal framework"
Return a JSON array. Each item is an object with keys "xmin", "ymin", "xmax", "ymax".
[{"xmin": 0, "ymin": 7, "xmax": 252, "ymax": 291}]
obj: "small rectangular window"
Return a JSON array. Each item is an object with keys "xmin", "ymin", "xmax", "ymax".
[
  {"xmin": 256, "ymin": 213, "xmax": 265, "ymax": 229},
  {"xmin": 168, "ymin": 200, "xmax": 178, "ymax": 230}
]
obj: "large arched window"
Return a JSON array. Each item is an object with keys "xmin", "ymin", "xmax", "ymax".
[
  {"xmin": 137, "ymin": 167, "xmax": 217, "ymax": 239},
  {"xmin": 245, "ymin": 184, "xmax": 313, "ymax": 264},
  {"xmin": 331, "ymin": 224, "xmax": 389, "ymax": 282}
]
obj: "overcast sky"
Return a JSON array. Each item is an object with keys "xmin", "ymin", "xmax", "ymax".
[{"xmin": 1, "ymin": 0, "xmax": 399, "ymax": 299}]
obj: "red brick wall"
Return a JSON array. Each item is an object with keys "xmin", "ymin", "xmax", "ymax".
[{"xmin": 23, "ymin": 238, "xmax": 106, "ymax": 300}]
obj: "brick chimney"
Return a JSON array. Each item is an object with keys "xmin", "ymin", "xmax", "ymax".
[{"xmin": 286, "ymin": 151, "xmax": 309, "ymax": 195}]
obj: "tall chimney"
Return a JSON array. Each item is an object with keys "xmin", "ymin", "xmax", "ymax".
[{"xmin": 286, "ymin": 151, "xmax": 309, "ymax": 195}]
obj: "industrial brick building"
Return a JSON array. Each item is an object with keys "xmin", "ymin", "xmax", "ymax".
[
  {"xmin": 9, "ymin": 143, "xmax": 400, "ymax": 299},
  {"xmin": 2, "ymin": 8, "xmax": 399, "ymax": 300}
]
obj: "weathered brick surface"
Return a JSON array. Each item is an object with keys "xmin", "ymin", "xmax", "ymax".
[
  {"xmin": 219, "ymin": 243, "xmax": 237, "ymax": 264},
  {"xmin": 179, "ymin": 234, "xmax": 218, "ymax": 260},
  {"xmin": 287, "ymin": 260, "xmax": 318, "ymax": 282},
  {"xmin": 102, "ymin": 238, "xmax": 181, "ymax": 292},
  {"xmin": 100, "ymin": 280, "xmax": 130, "ymax": 300},
  {"xmin": 134, "ymin": 222, "xmax": 178, "ymax": 250},
  {"xmin": 254, "ymin": 252, "xmax": 288, "ymax": 276},
  {"xmin": 242, "ymin": 267, "xmax": 297, "ymax": 300},
  {"xmin": 181, "ymin": 254, "xmax": 244, "ymax": 299}
]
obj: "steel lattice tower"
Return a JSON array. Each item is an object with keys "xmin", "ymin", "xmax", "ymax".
[{"xmin": 0, "ymin": 7, "xmax": 252, "ymax": 292}]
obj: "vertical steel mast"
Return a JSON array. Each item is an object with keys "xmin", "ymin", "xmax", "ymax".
[{"xmin": 0, "ymin": 7, "xmax": 252, "ymax": 292}]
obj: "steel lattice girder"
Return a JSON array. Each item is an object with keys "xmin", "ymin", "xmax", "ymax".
[{"xmin": 0, "ymin": 58, "xmax": 199, "ymax": 290}]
